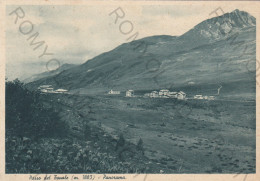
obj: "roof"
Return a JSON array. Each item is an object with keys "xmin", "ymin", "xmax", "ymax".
[
  {"xmin": 169, "ymin": 92, "xmax": 178, "ymax": 94},
  {"xmin": 56, "ymin": 89, "xmax": 68, "ymax": 92},
  {"xmin": 160, "ymin": 89, "xmax": 169, "ymax": 92},
  {"xmin": 151, "ymin": 91, "xmax": 158, "ymax": 93},
  {"xmin": 39, "ymin": 85, "xmax": 52, "ymax": 88}
]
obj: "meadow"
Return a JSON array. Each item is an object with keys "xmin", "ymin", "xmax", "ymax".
[{"xmin": 6, "ymin": 80, "xmax": 255, "ymax": 173}]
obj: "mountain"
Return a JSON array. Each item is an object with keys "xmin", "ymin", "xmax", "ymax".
[
  {"xmin": 23, "ymin": 63, "xmax": 77, "ymax": 83},
  {"xmin": 27, "ymin": 9, "xmax": 256, "ymax": 99}
]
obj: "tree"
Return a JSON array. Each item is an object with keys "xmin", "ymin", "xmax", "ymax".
[
  {"xmin": 116, "ymin": 133, "xmax": 125, "ymax": 150},
  {"xmin": 137, "ymin": 138, "xmax": 144, "ymax": 155}
]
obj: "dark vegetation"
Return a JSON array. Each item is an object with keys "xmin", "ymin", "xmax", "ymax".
[
  {"xmin": 5, "ymin": 80, "xmax": 150, "ymax": 173},
  {"xmin": 6, "ymin": 79, "xmax": 67, "ymax": 139}
]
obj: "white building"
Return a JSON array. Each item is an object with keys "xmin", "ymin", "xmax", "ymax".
[
  {"xmin": 40, "ymin": 89, "xmax": 48, "ymax": 93},
  {"xmin": 194, "ymin": 95, "xmax": 204, "ymax": 99},
  {"xmin": 168, "ymin": 92, "xmax": 178, "ymax": 98},
  {"xmin": 208, "ymin": 96, "xmax": 215, "ymax": 100},
  {"xmin": 159, "ymin": 89, "xmax": 169, "ymax": 96},
  {"xmin": 177, "ymin": 91, "xmax": 186, "ymax": 100},
  {"xmin": 193, "ymin": 95, "xmax": 215, "ymax": 100},
  {"xmin": 55, "ymin": 89, "xmax": 68, "ymax": 93},
  {"xmin": 46, "ymin": 87, "xmax": 54, "ymax": 93},
  {"xmin": 38, "ymin": 85, "xmax": 52, "ymax": 89},
  {"xmin": 108, "ymin": 90, "xmax": 120, "ymax": 95},
  {"xmin": 188, "ymin": 81, "xmax": 195, "ymax": 85},
  {"xmin": 150, "ymin": 91, "xmax": 159, "ymax": 98},
  {"xmin": 126, "ymin": 90, "xmax": 134, "ymax": 97},
  {"xmin": 144, "ymin": 93, "xmax": 150, "ymax": 97},
  {"xmin": 38, "ymin": 85, "xmax": 54, "ymax": 93}
]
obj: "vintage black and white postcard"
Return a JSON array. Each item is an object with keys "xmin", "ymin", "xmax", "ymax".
[{"xmin": 0, "ymin": 0, "xmax": 259, "ymax": 181}]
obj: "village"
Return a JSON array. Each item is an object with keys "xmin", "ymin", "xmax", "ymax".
[
  {"xmin": 37, "ymin": 85, "xmax": 216, "ymax": 100},
  {"xmin": 108, "ymin": 89, "xmax": 216, "ymax": 100},
  {"xmin": 37, "ymin": 84, "xmax": 217, "ymax": 100},
  {"xmin": 37, "ymin": 85, "xmax": 68, "ymax": 94}
]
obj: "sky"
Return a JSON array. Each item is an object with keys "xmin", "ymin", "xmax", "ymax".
[{"xmin": 5, "ymin": 4, "xmax": 257, "ymax": 80}]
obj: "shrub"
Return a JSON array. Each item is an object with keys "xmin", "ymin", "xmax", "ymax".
[
  {"xmin": 5, "ymin": 79, "xmax": 67, "ymax": 139},
  {"xmin": 137, "ymin": 138, "xmax": 144, "ymax": 155},
  {"xmin": 84, "ymin": 124, "xmax": 92, "ymax": 140},
  {"xmin": 116, "ymin": 133, "xmax": 125, "ymax": 150}
]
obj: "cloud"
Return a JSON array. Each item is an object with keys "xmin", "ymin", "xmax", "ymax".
[{"xmin": 142, "ymin": 5, "xmax": 203, "ymax": 17}]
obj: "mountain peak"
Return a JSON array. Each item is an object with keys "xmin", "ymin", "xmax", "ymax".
[
  {"xmin": 213, "ymin": 9, "xmax": 255, "ymax": 28},
  {"xmin": 181, "ymin": 9, "xmax": 255, "ymax": 42},
  {"xmin": 226, "ymin": 9, "xmax": 256, "ymax": 26},
  {"xmin": 231, "ymin": 9, "xmax": 251, "ymax": 16},
  {"xmin": 232, "ymin": 9, "xmax": 245, "ymax": 14}
]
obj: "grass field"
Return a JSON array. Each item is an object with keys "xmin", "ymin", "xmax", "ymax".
[{"xmin": 45, "ymin": 93, "xmax": 255, "ymax": 173}]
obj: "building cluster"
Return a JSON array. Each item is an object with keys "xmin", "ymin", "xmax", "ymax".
[
  {"xmin": 108, "ymin": 90, "xmax": 121, "ymax": 95},
  {"xmin": 108, "ymin": 89, "xmax": 216, "ymax": 101},
  {"xmin": 194, "ymin": 95, "xmax": 215, "ymax": 100},
  {"xmin": 126, "ymin": 90, "xmax": 134, "ymax": 97},
  {"xmin": 108, "ymin": 89, "xmax": 133, "ymax": 97},
  {"xmin": 38, "ymin": 85, "xmax": 68, "ymax": 94},
  {"xmin": 145, "ymin": 89, "xmax": 186, "ymax": 100},
  {"xmin": 108, "ymin": 89, "xmax": 186, "ymax": 100}
]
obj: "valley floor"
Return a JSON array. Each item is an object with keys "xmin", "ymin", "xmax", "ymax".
[{"xmin": 41, "ymin": 93, "xmax": 255, "ymax": 173}]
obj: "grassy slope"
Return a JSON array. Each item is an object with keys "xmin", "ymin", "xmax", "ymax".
[
  {"xmin": 6, "ymin": 89, "xmax": 161, "ymax": 174},
  {"xmin": 53, "ymin": 93, "xmax": 255, "ymax": 173},
  {"xmin": 26, "ymin": 26, "xmax": 256, "ymax": 100},
  {"xmin": 7, "ymin": 87, "xmax": 255, "ymax": 173}
]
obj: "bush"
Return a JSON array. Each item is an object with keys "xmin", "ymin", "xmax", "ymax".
[
  {"xmin": 84, "ymin": 124, "xmax": 92, "ymax": 140},
  {"xmin": 5, "ymin": 79, "xmax": 67, "ymax": 139},
  {"xmin": 116, "ymin": 133, "xmax": 125, "ymax": 150},
  {"xmin": 137, "ymin": 138, "xmax": 144, "ymax": 155},
  {"xmin": 5, "ymin": 80, "xmax": 153, "ymax": 173}
]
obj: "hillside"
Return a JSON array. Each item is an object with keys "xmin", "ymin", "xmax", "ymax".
[
  {"xmin": 27, "ymin": 9, "xmax": 256, "ymax": 99},
  {"xmin": 23, "ymin": 63, "xmax": 77, "ymax": 83}
]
